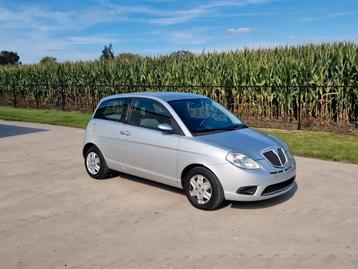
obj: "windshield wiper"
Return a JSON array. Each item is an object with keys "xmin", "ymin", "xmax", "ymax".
[
  {"xmin": 222, "ymin": 124, "xmax": 246, "ymax": 130},
  {"xmin": 193, "ymin": 124, "xmax": 247, "ymax": 134}
]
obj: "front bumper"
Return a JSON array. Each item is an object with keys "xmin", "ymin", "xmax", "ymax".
[{"xmin": 210, "ymin": 158, "xmax": 296, "ymax": 201}]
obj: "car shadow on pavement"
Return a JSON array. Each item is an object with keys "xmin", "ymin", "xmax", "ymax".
[
  {"xmin": 111, "ymin": 171, "xmax": 185, "ymax": 195},
  {"xmin": 0, "ymin": 123, "xmax": 48, "ymax": 138},
  {"xmin": 112, "ymin": 171, "xmax": 298, "ymax": 209},
  {"xmin": 229, "ymin": 183, "xmax": 298, "ymax": 209}
]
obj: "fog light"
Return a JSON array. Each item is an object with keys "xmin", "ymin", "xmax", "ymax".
[{"xmin": 236, "ymin": 186, "xmax": 257, "ymax": 195}]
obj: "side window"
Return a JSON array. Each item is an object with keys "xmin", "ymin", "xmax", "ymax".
[
  {"xmin": 128, "ymin": 98, "xmax": 178, "ymax": 131},
  {"xmin": 94, "ymin": 98, "xmax": 130, "ymax": 122}
]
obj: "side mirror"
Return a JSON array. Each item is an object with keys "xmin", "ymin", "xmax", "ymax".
[{"xmin": 158, "ymin": 123, "xmax": 174, "ymax": 133}]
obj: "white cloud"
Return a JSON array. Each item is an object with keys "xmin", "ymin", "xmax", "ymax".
[
  {"xmin": 0, "ymin": 29, "xmax": 123, "ymax": 63},
  {"xmin": 226, "ymin": 27, "xmax": 252, "ymax": 34},
  {"xmin": 66, "ymin": 35, "xmax": 123, "ymax": 45},
  {"xmin": 0, "ymin": 1, "xmax": 269, "ymax": 30},
  {"xmin": 0, "ymin": 4, "xmax": 126, "ymax": 63},
  {"xmin": 0, "ymin": 0, "xmax": 271, "ymax": 62},
  {"xmin": 144, "ymin": 0, "xmax": 270, "ymax": 25},
  {"xmin": 288, "ymin": 35, "xmax": 295, "ymax": 39},
  {"xmin": 167, "ymin": 29, "xmax": 212, "ymax": 45}
]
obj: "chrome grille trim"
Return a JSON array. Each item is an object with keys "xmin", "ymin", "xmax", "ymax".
[
  {"xmin": 277, "ymin": 148, "xmax": 287, "ymax": 165},
  {"xmin": 270, "ymin": 164, "xmax": 293, "ymax": 174}
]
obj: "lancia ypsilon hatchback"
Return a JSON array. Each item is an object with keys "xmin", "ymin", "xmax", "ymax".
[{"xmin": 83, "ymin": 92, "xmax": 296, "ymax": 210}]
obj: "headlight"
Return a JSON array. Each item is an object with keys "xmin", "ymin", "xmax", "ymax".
[{"xmin": 226, "ymin": 152, "xmax": 260, "ymax": 170}]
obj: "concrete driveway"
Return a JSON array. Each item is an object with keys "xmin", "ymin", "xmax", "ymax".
[{"xmin": 0, "ymin": 120, "xmax": 357, "ymax": 269}]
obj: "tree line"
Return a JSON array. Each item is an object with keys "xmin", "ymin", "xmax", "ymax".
[{"xmin": 0, "ymin": 43, "xmax": 193, "ymax": 66}]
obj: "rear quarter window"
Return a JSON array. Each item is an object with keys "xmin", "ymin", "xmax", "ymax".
[{"xmin": 94, "ymin": 98, "xmax": 130, "ymax": 122}]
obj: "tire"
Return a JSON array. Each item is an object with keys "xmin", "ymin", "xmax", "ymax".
[
  {"xmin": 183, "ymin": 167, "xmax": 225, "ymax": 210},
  {"xmin": 84, "ymin": 146, "xmax": 110, "ymax": 179}
]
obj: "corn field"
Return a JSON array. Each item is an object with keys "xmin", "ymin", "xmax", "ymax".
[{"xmin": 0, "ymin": 42, "xmax": 357, "ymax": 128}]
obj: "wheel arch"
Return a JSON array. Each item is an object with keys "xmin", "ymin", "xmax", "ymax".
[
  {"xmin": 180, "ymin": 163, "xmax": 217, "ymax": 188},
  {"xmin": 82, "ymin": 142, "xmax": 98, "ymax": 158}
]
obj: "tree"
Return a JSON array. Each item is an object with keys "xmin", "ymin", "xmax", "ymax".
[
  {"xmin": 116, "ymin": 52, "xmax": 137, "ymax": 61},
  {"xmin": 100, "ymin": 43, "xmax": 114, "ymax": 61},
  {"xmin": 40, "ymin": 56, "xmax": 57, "ymax": 64},
  {"xmin": 0, "ymin": 51, "xmax": 20, "ymax": 65},
  {"xmin": 169, "ymin": 50, "xmax": 194, "ymax": 57}
]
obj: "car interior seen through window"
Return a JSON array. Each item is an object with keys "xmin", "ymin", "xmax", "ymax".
[
  {"xmin": 128, "ymin": 98, "xmax": 173, "ymax": 130},
  {"xmin": 169, "ymin": 98, "xmax": 245, "ymax": 134}
]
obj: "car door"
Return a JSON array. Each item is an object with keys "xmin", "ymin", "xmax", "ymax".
[
  {"xmin": 118, "ymin": 97, "xmax": 181, "ymax": 187},
  {"xmin": 91, "ymin": 97, "xmax": 131, "ymax": 171}
]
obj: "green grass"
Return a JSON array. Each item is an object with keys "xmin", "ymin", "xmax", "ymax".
[
  {"xmin": 0, "ymin": 106, "xmax": 91, "ymax": 129},
  {"xmin": 1, "ymin": 106, "xmax": 357, "ymax": 164},
  {"xmin": 262, "ymin": 129, "xmax": 358, "ymax": 164}
]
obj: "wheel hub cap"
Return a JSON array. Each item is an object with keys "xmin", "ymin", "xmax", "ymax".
[
  {"xmin": 86, "ymin": 152, "xmax": 100, "ymax": 175},
  {"xmin": 189, "ymin": 175, "xmax": 212, "ymax": 204}
]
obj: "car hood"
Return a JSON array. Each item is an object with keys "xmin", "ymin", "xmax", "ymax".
[{"xmin": 194, "ymin": 128, "xmax": 280, "ymax": 160}]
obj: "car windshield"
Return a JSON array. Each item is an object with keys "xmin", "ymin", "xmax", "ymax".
[{"xmin": 168, "ymin": 98, "xmax": 246, "ymax": 135}]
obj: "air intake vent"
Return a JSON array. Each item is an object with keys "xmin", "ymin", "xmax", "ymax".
[
  {"xmin": 262, "ymin": 176, "xmax": 295, "ymax": 196},
  {"xmin": 263, "ymin": 148, "xmax": 287, "ymax": 167}
]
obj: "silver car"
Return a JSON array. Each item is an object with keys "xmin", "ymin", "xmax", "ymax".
[{"xmin": 83, "ymin": 92, "xmax": 296, "ymax": 210}]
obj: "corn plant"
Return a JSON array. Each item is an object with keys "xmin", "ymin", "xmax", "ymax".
[{"xmin": 0, "ymin": 42, "xmax": 357, "ymax": 125}]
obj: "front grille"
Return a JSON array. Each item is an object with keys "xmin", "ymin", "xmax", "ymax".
[
  {"xmin": 261, "ymin": 176, "xmax": 295, "ymax": 196},
  {"xmin": 263, "ymin": 148, "xmax": 287, "ymax": 167},
  {"xmin": 263, "ymin": 150, "xmax": 281, "ymax": 166}
]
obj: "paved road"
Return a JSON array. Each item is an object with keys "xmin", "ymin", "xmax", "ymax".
[{"xmin": 0, "ymin": 120, "xmax": 357, "ymax": 269}]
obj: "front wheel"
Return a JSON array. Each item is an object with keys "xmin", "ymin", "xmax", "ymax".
[
  {"xmin": 84, "ymin": 146, "xmax": 110, "ymax": 179},
  {"xmin": 183, "ymin": 167, "xmax": 225, "ymax": 210}
]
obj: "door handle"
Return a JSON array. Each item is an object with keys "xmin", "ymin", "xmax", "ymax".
[{"xmin": 119, "ymin": 130, "xmax": 131, "ymax": 136}]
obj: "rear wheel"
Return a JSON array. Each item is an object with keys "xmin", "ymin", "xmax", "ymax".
[
  {"xmin": 183, "ymin": 167, "xmax": 225, "ymax": 210},
  {"xmin": 84, "ymin": 146, "xmax": 110, "ymax": 179}
]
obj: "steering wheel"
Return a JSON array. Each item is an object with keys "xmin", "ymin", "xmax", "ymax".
[{"xmin": 198, "ymin": 117, "xmax": 214, "ymax": 129}]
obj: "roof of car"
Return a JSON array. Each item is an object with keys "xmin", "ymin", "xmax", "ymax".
[{"xmin": 102, "ymin": 91, "xmax": 206, "ymax": 102}]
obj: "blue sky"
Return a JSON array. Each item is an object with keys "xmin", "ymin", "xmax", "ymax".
[{"xmin": 1, "ymin": 0, "xmax": 357, "ymax": 63}]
